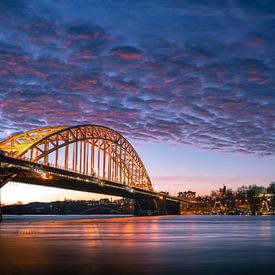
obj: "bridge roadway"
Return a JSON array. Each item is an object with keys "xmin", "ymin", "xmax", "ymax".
[{"xmin": 0, "ymin": 155, "xmax": 190, "ymax": 216}]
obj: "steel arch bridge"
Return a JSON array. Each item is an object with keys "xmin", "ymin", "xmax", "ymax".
[{"xmin": 0, "ymin": 125, "xmax": 153, "ymax": 191}]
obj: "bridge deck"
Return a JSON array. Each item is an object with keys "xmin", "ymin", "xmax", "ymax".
[{"xmin": 0, "ymin": 155, "xmax": 185, "ymax": 203}]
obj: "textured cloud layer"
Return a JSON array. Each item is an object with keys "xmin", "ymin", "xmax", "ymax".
[{"xmin": 0, "ymin": 0, "xmax": 274, "ymax": 155}]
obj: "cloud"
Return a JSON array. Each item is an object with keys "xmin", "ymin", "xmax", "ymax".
[
  {"xmin": 108, "ymin": 46, "xmax": 143, "ymax": 61},
  {"xmin": 0, "ymin": 0, "xmax": 274, "ymax": 156}
]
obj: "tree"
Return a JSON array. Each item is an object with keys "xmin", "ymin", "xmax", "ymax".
[
  {"xmin": 236, "ymin": 185, "xmax": 248, "ymax": 201},
  {"xmin": 246, "ymin": 185, "xmax": 265, "ymax": 215},
  {"xmin": 269, "ymin": 197, "xmax": 275, "ymax": 214},
  {"xmin": 210, "ymin": 190, "xmax": 218, "ymax": 198},
  {"xmin": 267, "ymin": 182, "xmax": 275, "ymax": 194}
]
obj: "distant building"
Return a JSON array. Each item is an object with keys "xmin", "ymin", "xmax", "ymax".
[
  {"xmin": 99, "ymin": 198, "xmax": 110, "ymax": 205},
  {"xmin": 178, "ymin": 191, "xmax": 196, "ymax": 200}
]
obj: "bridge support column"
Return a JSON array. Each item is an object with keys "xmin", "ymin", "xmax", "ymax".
[
  {"xmin": 156, "ymin": 197, "xmax": 167, "ymax": 215},
  {"xmin": 0, "ymin": 190, "xmax": 3, "ymax": 222},
  {"xmin": 0, "ymin": 188, "xmax": 2, "ymax": 222},
  {"xmin": 0, "ymin": 171, "xmax": 17, "ymax": 222},
  {"xmin": 134, "ymin": 198, "xmax": 159, "ymax": 216},
  {"xmin": 134, "ymin": 198, "xmax": 181, "ymax": 216},
  {"xmin": 166, "ymin": 200, "xmax": 181, "ymax": 215},
  {"xmin": 134, "ymin": 198, "xmax": 168, "ymax": 216},
  {"xmin": 0, "ymin": 182, "xmax": 5, "ymax": 222}
]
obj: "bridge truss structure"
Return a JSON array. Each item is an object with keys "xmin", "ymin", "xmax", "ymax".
[{"xmin": 0, "ymin": 125, "xmax": 153, "ymax": 191}]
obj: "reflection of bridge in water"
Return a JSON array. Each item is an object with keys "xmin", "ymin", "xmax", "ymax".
[{"xmin": 0, "ymin": 125, "xmax": 194, "ymax": 219}]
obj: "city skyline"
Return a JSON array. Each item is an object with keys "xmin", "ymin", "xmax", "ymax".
[{"xmin": 1, "ymin": 1, "xmax": 275, "ymax": 204}]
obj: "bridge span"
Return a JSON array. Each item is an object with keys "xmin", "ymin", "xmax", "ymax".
[{"xmin": 0, "ymin": 125, "xmax": 192, "ymax": 219}]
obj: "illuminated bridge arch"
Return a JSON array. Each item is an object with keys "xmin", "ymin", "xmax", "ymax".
[{"xmin": 0, "ymin": 125, "xmax": 153, "ymax": 191}]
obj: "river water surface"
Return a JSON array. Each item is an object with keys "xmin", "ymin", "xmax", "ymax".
[{"xmin": 1, "ymin": 215, "xmax": 275, "ymax": 275}]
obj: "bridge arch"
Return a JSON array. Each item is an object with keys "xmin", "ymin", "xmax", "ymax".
[{"xmin": 0, "ymin": 125, "xmax": 153, "ymax": 191}]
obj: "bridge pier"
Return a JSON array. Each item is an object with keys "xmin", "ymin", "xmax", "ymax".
[
  {"xmin": 0, "ymin": 170, "xmax": 17, "ymax": 222},
  {"xmin": 0, "ymin": 189, "xmax": 2, "ymax": 222},
  {"xmin": 134, "ymin": 198, "xmax": 159, "ymax": 216},
  {"xmin": 166, "ymin": 200, "xmax": 181, "ymax": 215},
  {"xmin": 134, "ymin": 198, "xmax": 181, "ymax": 216},
  {"xmin": 0, "ymin": 181, "xmax": 4, "ymax": 222}
]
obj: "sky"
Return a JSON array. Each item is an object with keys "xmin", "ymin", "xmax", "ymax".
[{"xmin": 0, "ymin": 0, "xmax": 275, "ymax": 204}]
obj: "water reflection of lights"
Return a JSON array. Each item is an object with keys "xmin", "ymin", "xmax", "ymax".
[{"xmin": 2, "ymin": 216, "xmax": 275, "ymax": 274}]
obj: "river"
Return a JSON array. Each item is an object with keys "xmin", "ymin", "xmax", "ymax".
[{"xmin": 1, "ymin": 215, "xmax": 275, "ymax": 275}]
